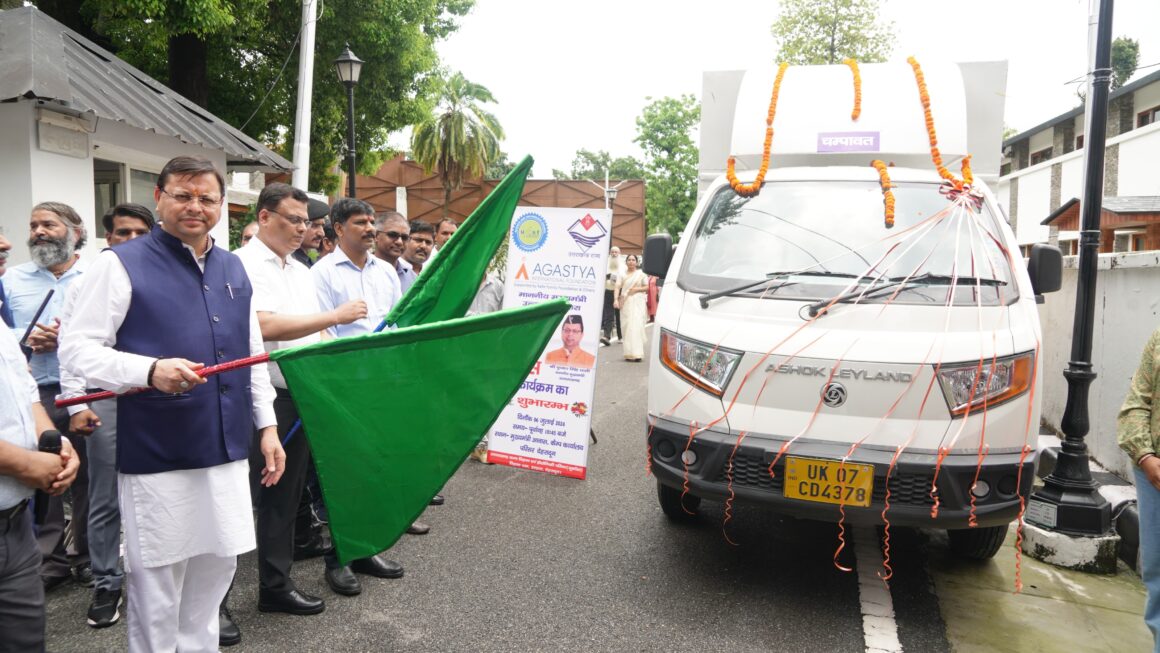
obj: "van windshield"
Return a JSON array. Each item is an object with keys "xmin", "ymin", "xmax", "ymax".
[{"xmin": 680, "ymin": 181, "xmax": 1017, "ymax": 307}]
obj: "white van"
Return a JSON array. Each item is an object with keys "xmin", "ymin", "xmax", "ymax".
[{"xmin": 642, "ymin": 61, "xmax": 1062, "ymax": 559}]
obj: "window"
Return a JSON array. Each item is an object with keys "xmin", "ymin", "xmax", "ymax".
[
  {"xmin": 1000, "ymin": 161, "xmax": 1012, "ymax": 176},
  {"xmin": 93, "ymin": 159, "xmax": 123, "ymax": 237},
  {"xmin": 1075, "ymin": 134, "xmax": 1084, "ymax": 149},
  {"xmin": 1139, "ymin": 105, "xmax": 1160, "ymax": 128},
  {"xmin": 1029, "ymin": 147, "xmax": 1052, "ymax": 166}
]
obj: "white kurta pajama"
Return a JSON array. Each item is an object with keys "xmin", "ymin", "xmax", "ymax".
[{"xmin": 60, "ymin": 242, "xmax": 276, "ymax": 652}]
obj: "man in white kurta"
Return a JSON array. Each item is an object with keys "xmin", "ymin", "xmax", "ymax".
[{"xmin": 60, "ymin": 156, "xmax": 284, "ymax": 652}]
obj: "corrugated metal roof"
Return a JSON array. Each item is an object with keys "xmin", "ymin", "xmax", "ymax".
[{"xmin": 0, "ymin": 6, "xmax": 292, "ymax": 171}]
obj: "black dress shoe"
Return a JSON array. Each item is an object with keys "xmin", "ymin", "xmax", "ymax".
[
  {"xmin": 42, "ymin": 574, "xmax": 71, "ymax": 592},
  {"xmin": 73, "ymin": 563, "xmax": 94, "ymax": 588},
  {"xmin": 324, "ymin": 565, "xmax": 362, "ymax": 596},
  {"xmin": 349, "ymin": 555, "xmax": 404, "ymax": 579},
  {"xmin": 293, "ymin": 532, "xmax": 335, "ymax": 561},
  {"xmin": 406, "ymin": 521, "xmax": 430, "ymax": 535},
  {"xmin": 429, "ymin": 494, "xmax": 445, "ymax": 506},
  {"xmin": 219, "ymin": 605, "xmax": 241, "ymax": 647},
  {"xmin": 257, "ymin": 588, "xmax": 326, "ymax": 616}
]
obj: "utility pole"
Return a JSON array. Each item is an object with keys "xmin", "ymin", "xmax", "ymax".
[{"xmin": 291, "ymin": 0, "xmax": 318, "ymax": 190}]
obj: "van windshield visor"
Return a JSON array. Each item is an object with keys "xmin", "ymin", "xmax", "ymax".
[{"xmin": 681, "ymin": 181, "xmax": 1016, "ymax": 308}]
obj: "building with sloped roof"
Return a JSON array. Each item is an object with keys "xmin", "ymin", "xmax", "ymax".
[
  {"xmin": 996, "ymin": 67, "xmax": 1160, "ymax": 254},
  {"xmin": 0, "ymin": 6, "xmax": 292, "ymax": 264}
]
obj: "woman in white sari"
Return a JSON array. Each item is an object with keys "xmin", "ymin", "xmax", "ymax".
[{"xmin": 614, "ymin": 254, "xmax": 649, "ymax": 361}]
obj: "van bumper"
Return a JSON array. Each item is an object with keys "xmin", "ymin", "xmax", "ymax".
[{"xmin": 648, "ymin": 417, "xmax": 1036, "ymax": 529}]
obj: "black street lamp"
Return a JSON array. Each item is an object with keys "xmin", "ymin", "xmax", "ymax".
[
  {"xmin": 1027, "ymin": 0, "xmax": 1114, "ymax": 536},
  {"xmin": 334, "ymin": 44, "xmax": 364, "ymax": 199}
]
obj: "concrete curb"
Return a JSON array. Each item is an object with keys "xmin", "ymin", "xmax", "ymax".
[{"xmin": 1037, "ymin": 437, "xmax": 1140, "ymax": 573}]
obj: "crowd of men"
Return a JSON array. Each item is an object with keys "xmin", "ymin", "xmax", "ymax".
[{"xmin": 0, "ymin": 156, "xmax": 463, "ymax": 652}]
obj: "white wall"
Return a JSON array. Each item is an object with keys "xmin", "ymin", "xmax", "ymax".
[
  {"xmin": 1116, "ymin": 122, "xmax": 1160, "ymax": 196},
  {"xmin": 1014, "ymin": 164, "xmax": 1052, "ymax": 245},
  {"xmin": 0, "ymin": 104, "xmax": 35, "ymax": 246},
  {"xmin": 0, "ymin": 102, "xmax": 234, "ymax": 267},
  {"xmin": 1135, "ymin": 83, "xmax": 1160, "ymax": 118},
  {"xmin": 1028, "ymin": 128, "xmax": 1053, "ymax": 156},
  {"xmin": 1038, "ymin": 252, "xmax": 1160, "ymax": 481}
]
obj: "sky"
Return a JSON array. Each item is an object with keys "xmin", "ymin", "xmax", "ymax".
[{"xmin": 416, "ymin": 0, "xmax": 1159, "ymax": 178}]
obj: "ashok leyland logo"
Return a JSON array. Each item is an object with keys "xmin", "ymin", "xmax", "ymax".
[{"xmin": 567, "ymin": 213, "xmax": 607, "ymax": 253}]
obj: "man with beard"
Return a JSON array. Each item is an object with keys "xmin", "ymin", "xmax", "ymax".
[
  {"xmin": 58, "ymin": 203, "xmax": 154, "ymax": 629},
  {"xmin": 290, "ymin": 199, "xmax": 330, "ymax": 269},
  {"xmin": 372, "ymin": 211, "xmax": 414, "ymax": 294},
  {"xmin": 5, "ymin": 202, "xmax": 92, "ymax": 591}
]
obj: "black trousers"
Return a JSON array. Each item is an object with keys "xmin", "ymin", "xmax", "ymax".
[
  {"xmin": 250, "ymin": 391, "xmax": 312, "ymax": 592},
  {"xmin": 0, "ymin": 506, "xmax": 44, "ymax": 653},
  {"xmin": 36, "ymin": 384, "xmax": 89, "ymax": 580},
  {"xmin": 601, "ymin": 288, "xmax": 621, "ymax": 340}
]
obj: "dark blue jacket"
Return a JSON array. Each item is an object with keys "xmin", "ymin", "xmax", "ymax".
[{"xmin": 113, "ymin": 227, "xmax": 254, "ymax": 474}]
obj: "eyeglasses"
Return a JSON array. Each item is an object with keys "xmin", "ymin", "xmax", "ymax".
[
  {"xmin": 161, "ymin": 189, "xmax": 223, "ymax": 207},
  {"xmin": 376, "ymin": 230, "xmax": 410, "ymax": 242},
  {"xmin": 267, "ymin": 209, "xmax": 310, "ymax": 226}
]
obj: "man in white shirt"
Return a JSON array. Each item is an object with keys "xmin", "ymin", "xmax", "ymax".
[
  {"xmin": 59, "ymin": 156, "xmax": 285, "ymax": 652},
  {"xmin": 312, "ymin": 199, "xmax": 400, "ymax": 337},
  {"xmin": 236, "ymin": 183, "xmax": 368, "ymax": 615}
]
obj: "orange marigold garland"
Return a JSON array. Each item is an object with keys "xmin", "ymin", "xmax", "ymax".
[
  {"xmin": 871, "ymin": 160, "xmax": 896, "ymax": 228},
  {"xmin": 726, "ymin": 62, "xmax": 790, "ymax": 197},
  {"xmin": 843, "ymin": 58, "xmax": 861, "ymax": 121},
  {"xmin": 906, "ymin": 56, "xmax": 972, "ymax": 191}
]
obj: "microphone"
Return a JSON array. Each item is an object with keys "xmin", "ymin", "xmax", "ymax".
[{"xmin": 33, "ymin": 430, "xmax": 63, "ymax": 526}]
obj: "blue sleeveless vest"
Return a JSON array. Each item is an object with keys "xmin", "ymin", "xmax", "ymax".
[{"xmin": 113, "ymin": 227, "xmax": 254, "ymax": 474}]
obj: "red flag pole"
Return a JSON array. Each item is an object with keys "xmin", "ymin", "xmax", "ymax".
[{"xmin": 55, "ymin": 353, "xmax": 271, "ymax": 408}]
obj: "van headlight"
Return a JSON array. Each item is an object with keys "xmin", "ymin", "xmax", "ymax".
[
  {"xmin": 936, "ymin": 352, "xmax": 1034, "ymax": 417},
  {"xmin": 660, "ymin": 329, "xmax": 743, "ymax": 396}
]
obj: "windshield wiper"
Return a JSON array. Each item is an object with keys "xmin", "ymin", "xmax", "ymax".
[
  {"xmin": 699, "ymin": 271, "xmax": 858, "ymax": 308},
  {"xmin": 806, "ymin": 273, "xmax": 1007, "ymax": 318}
]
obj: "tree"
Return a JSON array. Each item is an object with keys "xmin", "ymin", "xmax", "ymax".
[
  {"xmin": 634, "ymin": 95, "xmax": 699, "ymax": 238},
  {"xmin": 40, "ymin": 0, "xmax": 473, "ymax": 192},
  {"xmin": 770, "ymin": 0, "xmax": 893, "ymax": 65},
  {"xmin": 485, "ymin": 152, "xmax": 517, "ymax": 179},
  {"xmin": 411, "ymin": 71, "xmax": 505, "ymax": 218},
  {"xmin": 1111, "ymin": 36, "xmax": 1140, "ymax": 90},
  {"xmin": 551, "ymin": 149, "xmax": 645, "ymax": 181}
]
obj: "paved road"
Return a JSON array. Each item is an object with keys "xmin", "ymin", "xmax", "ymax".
[{"xmin": 46, "ymin": 331, "xmax": 955, "ymax": 652}]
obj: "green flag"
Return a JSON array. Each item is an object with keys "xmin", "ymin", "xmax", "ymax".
[
  {"xmin": 272, "ymin": 299, "xmax": 568, "ymax": 565},
  {"xmin": 384, "ymin": 155, "xmax": 533, "ymax": 329}
]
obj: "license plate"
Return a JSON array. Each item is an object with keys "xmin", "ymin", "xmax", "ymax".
[{"xmin": 783, "ymin": 457, "xmax": 874, "ymax": 508}]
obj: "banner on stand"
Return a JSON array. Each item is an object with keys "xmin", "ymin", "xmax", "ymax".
[{"xmin": 486, "ymin": 207, "xmax": 612, "ymax": 479}]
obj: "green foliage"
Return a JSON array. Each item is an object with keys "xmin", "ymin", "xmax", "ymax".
[
  {"xmin": 1111, "ymin": 36, "xmax": 1140, "ymax": 90},
  {"xmin": 411, "ymin": 71, "xmax": 505, "ymax": 218},
  {"xmin": 551, "ymin": 149, "xmax": 645, "ymax": 181},
  {"xmin": 227, "ymin": 204, "xmax": 256, "ymax": 251},
  {"xmin": 771, "ymin": 0, "xmax": 893, "ymax": 65},
  {"xmin": 1002, "ymin": 124, "xmax": 1019, "ymax": 141},
  {"xmin": 633, "ymin": 95, "xmax": 699, "ymax": 238},
  {"xmin": 485, "ymin": 152, "xmax": 517, "ymax": 179},
  {"xmin": 48, "ymin": 0, "xmax": 471, "ymax": 193}
]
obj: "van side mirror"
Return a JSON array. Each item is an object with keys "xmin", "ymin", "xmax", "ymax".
[
  {"xmin": 642, "ymin": 233, "xmax": 674, "ymax": 279},
  {"xmin": 1028, "ymin": 243, "xmax": 1062, "ymax": 299}
]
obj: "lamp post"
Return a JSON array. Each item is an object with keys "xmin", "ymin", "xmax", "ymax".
[
  {"xmin": 334, "ymin": 44, "xmax": 363, "ymax": 199},
  {"xmin": 604, "ymin": 185, "xmax": 619, "ymax": 211},
  {"xmin": 1027, "ymin": 0, "xmax": 1114, "ymax": 536}
]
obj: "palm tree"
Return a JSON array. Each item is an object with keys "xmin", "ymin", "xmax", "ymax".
[{"xmin": 411, "ymin": 72, "xmax": 505, "ymax": 218}]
